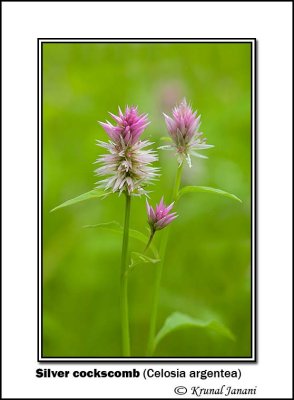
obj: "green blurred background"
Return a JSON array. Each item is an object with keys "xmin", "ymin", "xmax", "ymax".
[{"xmin": 43, "ymin": 42, "xmax": 252, "ymax": 357}]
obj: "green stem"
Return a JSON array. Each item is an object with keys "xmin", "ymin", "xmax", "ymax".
[
  {"xmin": 146, "ymin": 162, "xmax": 184, "ymax": 356},
  {"xmin": 172, "ymin": 162, "xmax": 183, "ymax": 201},
  {"xmin": 120, "ymin": 194, "xmax": 131, "ymax": 356},
  {"xmin": 144, "ymin": 230, "xmax": 155, "ymax": 253}
]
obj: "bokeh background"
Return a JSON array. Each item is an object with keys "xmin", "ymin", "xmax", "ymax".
[{"xmin": 42, "ymin": 42, "xmax": 252, "ymax": 357}]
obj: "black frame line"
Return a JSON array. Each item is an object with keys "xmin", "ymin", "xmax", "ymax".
[
  {"xmin": 38, "ymin": 38, "xmax": 257, "ymax": 363},
  {"xmin": 38, "ymin": 37, "xmax": 257, "ymax": 40}
]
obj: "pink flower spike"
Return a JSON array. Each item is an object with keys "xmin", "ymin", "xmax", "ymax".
[
  {"xmin": 146, "ymin": 197, "xmax": 178, "ymax": 233},
  {"xmin": 96, "ymin": 105, "xmax": 158, "ymax": 196},
  {"xmin": 99, "ymin": 105, "xmax": 150, "ymax": 146},
  {"xmin": 160, "ymin": 98, "xmax": 213, "ymax": 167}
]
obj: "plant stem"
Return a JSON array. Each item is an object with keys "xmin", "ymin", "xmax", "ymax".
[
  {"xmin": 120, "ymin": 194, "xmax": 131, "ymax": 356},
  {"xmin": 146, "ymin": 162, "xmax": 184, "ymax": 356},
  {"xmin": 172, "ymin": 162, "xmax": 183, "ymax": 201},
  {"xmin": 144, "ymin": 230, "xmax": 155, "ymax": 253}
]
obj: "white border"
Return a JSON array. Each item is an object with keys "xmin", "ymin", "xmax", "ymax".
[{"xmin": 38, "ymin": 38, "xmax": 256, "ymax": 362}]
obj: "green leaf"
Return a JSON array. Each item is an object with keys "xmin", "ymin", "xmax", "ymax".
[
  {"xmin": 84, "ymin": 221, "xmax": 122, "ymax": 231},
  {"xmin": 177, "ymin": 186, "xmax": 242, "ymax": 203},
  {"xmin": 51, "ymin": 189, "xmax": 107, "ymax": 212},
  {"xmin": 84, "ymin": 222, "xmax": 159, "ymax": 258},
  {"xmin": 129, "ymin": 251, "xmax": 160, "ymax": 269},
  {"xmin": 154, "ymin": 312, "xmax": 235, "ymax": 350}
]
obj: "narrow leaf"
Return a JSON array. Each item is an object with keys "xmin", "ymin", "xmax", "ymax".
[
  {"xmin": 154, "ymin": 312, "xmax": 235, "ymax": 350},
  {"xmin": 129, "ymin": 251, "xmax": 160, "ymax": 269},
  {"xmin": 84, "ymin": 222, "xmax": 159, "ymax": 258},
  {"xmin": 84, "ymin": 221, "xmax": 122, "ymax": 230},
  {"xmin": 51, "ymin": 189, "xmax": 107, "ymax": 212},
  {"xmin": 177, "ymin": 186, "xmax": 242, "ymax": 203}
]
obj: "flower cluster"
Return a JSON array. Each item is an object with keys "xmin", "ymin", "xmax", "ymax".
[
  {"xmin": 95, "ymin": 106, "xmax": 158, "ymax": 196},
  {"xmin": 95, "ymin": 100, "xmax": 213, "ymax": 196},
  {"xmin": 161, "ymin": 98, "xmax": 213, "ymax": 167},
  {"xmin": 146, "ymin": 197, "xmax": 177, "ymax": 233}
]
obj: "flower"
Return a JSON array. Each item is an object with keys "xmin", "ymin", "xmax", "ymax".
[
  {"xmin": 146, "ymin": 197, "xmax": 177, "ymax": 233},
  {"xmin": 99, "ymin": 105, "xmax": 150, "ymax": 146},
  {"xmin": 95, "ymin": 106, "xmax": 159, "ymax": 196},
  {"xmin": 160, "ymin": 98, "xmax": 213, "ymax": 167}
]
